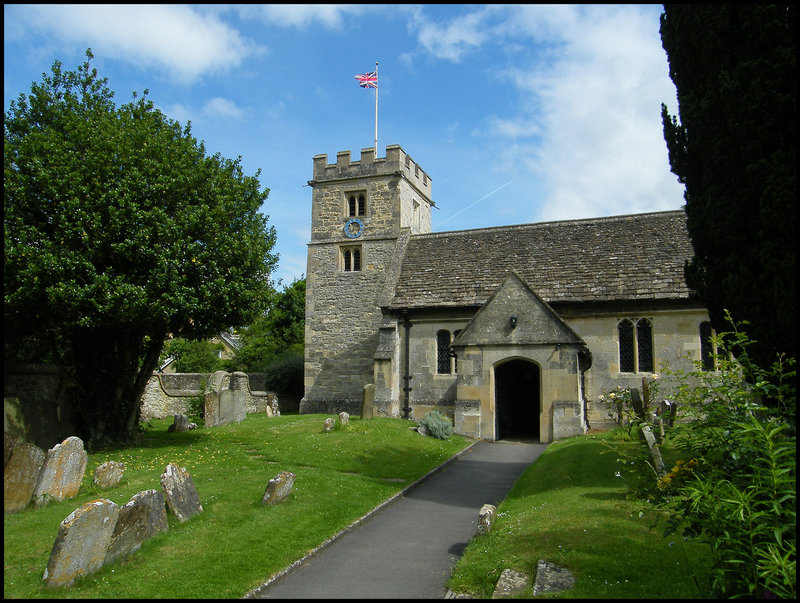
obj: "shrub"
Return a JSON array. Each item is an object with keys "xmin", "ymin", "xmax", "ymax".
[{"xmin": 419, "ymin": 410, "xmax": 453, "ymax": 440}]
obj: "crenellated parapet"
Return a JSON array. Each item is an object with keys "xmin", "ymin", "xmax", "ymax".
[{"xmin": 311, "ymin": 144, "xmax": 432, "ymax": 202}]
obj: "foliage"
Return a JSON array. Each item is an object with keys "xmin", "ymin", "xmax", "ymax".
[
  {"xmin": 261, "ymin": 352, "xmax": 304, "ymax": 398},
  {"xmin": 418, "ymin": 410, "xmax": 453, "ymax": 440},
  {"xmin": 607, "ymin": 317, "xmax": 796, "ymax": 598},
  {"xmin": 230, "ymin": 278, "xmax": 305, "ymax": 373},
  {"xmin": 3, "ymin": 50, "xmax": 277, "ymax": 446},
  {"xmin": 3, "ymin": 414, "xmax": 470, "ymax": 598},
  {"xmin": 659, "ymin": 4, "xmax": 796, "ymax": 373},
  {"xmin": 161, "ymin": 338, "xmax": 225, "ymax": 373}
]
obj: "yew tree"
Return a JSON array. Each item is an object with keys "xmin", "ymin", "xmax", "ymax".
[
  {"xmin": 660, "ymin": 4, "xmax": 796, "ymax": 371},
  {"xmin": 4, "ymin": 50, "xmax": 278, "ymax": 446}
]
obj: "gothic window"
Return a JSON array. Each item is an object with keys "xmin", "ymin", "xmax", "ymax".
[
  {"xmin": 437, "ymin": 330, "xmax": 451, "ymax": 374},
  {"xmin": 618, "ymin": 318, "xmax": 654, "ymax": 373},
  {"xmin": 347, "ymin": 192, "xmax": 366, "ymax": 217},
  {"xmin": 700, "ymin": 321, "xmax": 714, "ymax": 371},
  {"xmin": 341, "ymin": 246, "xmax": 362, "ymax": 272}
]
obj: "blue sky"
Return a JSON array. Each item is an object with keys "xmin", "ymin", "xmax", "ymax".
[{"xmin": 4, "ymin": 4, "xmax": 684, "ymax": 287}]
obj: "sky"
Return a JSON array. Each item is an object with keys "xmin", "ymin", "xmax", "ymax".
[{"xmin": 4, "ymin": 4, "xmax": 685, "ymax": 288}]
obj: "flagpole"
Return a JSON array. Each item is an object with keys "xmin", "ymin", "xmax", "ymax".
[{"xmin": 374, "ymin": 61, "xmax": 378, "ymax": 154}]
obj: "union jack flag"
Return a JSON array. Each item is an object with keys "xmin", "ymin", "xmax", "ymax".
[{"xmin": 355, "ymin": 71, "xmax": 378, "ymax": 88}]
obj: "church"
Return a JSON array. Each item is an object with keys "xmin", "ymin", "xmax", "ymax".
[{"xmin": 300, "ymin": 145, "xmax": 710, "ymax": 442}]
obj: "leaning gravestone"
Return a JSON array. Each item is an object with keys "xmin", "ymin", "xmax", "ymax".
[
  {"xmin": 105, "ymin": 489, "xmax": 168, "ymax": 564},
  {"xmin": 261, "ymin": 471, "xmax": 295, "ymax": 505},
  {"xmin": 42, "ymin": 499, "xmax": 120, "ymax": 588},
  {"xmin": 32, "ymin": 436, "xmax": 88, "ymax": 508},
  {"xmin": 477, "ymin": 503, "xmax": 497, "ymax": 535},
  {"xmin": 641, "ymin": 425, "xmax": 666, "ymax": 476},
  {"xmin": 160, "ymin": 463, "xmax": 203, "ymax": 522},
  {"xmin": 93, "ymin": 461, "xmax": 125, "ymax": 489},
  {"xmin": 4, "ymin": 442, "xmax": 46, "ymax": 513}
]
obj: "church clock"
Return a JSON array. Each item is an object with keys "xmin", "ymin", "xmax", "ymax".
[{"xmin": 344, "ymin": 217, "xmax": 364, "ymax": 239}]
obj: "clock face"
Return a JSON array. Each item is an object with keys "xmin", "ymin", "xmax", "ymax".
[{"xmin": 344, "ymin": 217, "xmax": 364, "ymax": 239}]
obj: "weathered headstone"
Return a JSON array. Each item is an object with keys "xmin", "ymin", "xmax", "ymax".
[
  {"xmin": 105, "ymin": 489, "xmax": 168, "ymax": 564},
  {"xmin": 265, "ymin": 404, "xmax": 274, "ymax": 418},
  {"xmin": 532, "ymin": 560, "xmax": 575, "ymax": 596},
  {"xmin": 641, "ymin": 425, "xmax": 666, "ymax": 475},
  {"xmin": 477, "ymin": 503, "xmax": 497, "ymax": 535},
  {"xmin": 339, "ymin": 411, "xmax": 350, "ymax": 426},
  {"xmin": 42, "ymin": 499, "xmax": 120, "ymax": 588},
  {"xmin": 261, "ymin": 471, "xmax": 295, "ymax": 505},
  {"xmin": 167, "ymin": 414, "xmax": 189, "ymax": 432},
  {"xmin": 4, "ymin": 442, "xmax": 46, "ymax": 513},
  {"xmin": 160, "ymin": 463, "xmax": 203, "ymax": 522},
  {"xmin": 492, "ymin": 568, "xmax": 530, "ymax": 598},
  {"xmin": 5, "ymin": 432, "xmax": 18, "ymax": 467},
  {"xmin": 93, "ymin": 461, "xmax": 125, "ymax": 489},
  {"xmin": 270, "ymin": 395, "xmax": 280, "ymax": 417},
  {"xmin": 32, "ymin": 436, "xmax": 88, "ymax": 507},
  {"xmin": 323, "ymin": 417, "xmax": 335, "ymax": 432},
  {"xmin": 360, "ymin": 383, "xmax": 375, "ymax": 419}
]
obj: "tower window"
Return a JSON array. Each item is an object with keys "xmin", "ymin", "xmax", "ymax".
[
  {"xmin": 618, "ymin": 318, "xmax": 654, "ymax": 373},
  {"xmin": 436, "ymin": 330, "xmax": 451, "ymax": 374},
  {"xmin": 347, "ymin": 192, "xmax": 366, "ymax": 217},
  {"xmin": 341, "ymin": 245, "xmax": 362, "ymax": 272}
]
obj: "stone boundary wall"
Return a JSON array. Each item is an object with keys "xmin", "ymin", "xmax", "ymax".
[{"xmin": 141, "ymin": 372, "xmax": 275, "ymax": 420}]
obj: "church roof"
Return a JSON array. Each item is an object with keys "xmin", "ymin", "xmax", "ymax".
[{"xmin": 387, "ymin": 209, "xmax": 696, "ymax": 310}]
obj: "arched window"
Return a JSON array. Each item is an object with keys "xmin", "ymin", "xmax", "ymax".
[
  {"xmin": 700, "ymin": 321, "xmax": 714, "ymax": 371},
  {"xmin": 347, "ymin": 192, "xmax": 366, "ymax": 217},
  {"xmin": 341, "ymin": 246, "xmax": 362, "ymax": 272},
  {"xmin": 436, "ymin": 330, "xmax": 451, "ymax": 374},
  {"xmin": 618, "ymin": 318, "xmax": 655, "ymax": 373},
  {"xmin": 618, "ymin": 319, "xmax": 635, "ymax": 372}
]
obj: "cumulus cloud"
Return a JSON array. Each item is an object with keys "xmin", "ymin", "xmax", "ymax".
[
  {"xmin": 237, "ymin": 4, "xmax": 370, "ymax": 29},
  {"xmin": 203, "ymin": 97, "xmax": 245, "ymax": 120},
  {"xmin": 12, "ymin": 4, "xmax": 262, "ymax": 84}
]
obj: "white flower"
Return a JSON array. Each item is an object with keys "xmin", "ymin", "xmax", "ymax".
[{"xmin": 615, "ymin": 471, "xmax": 621, "ymax": 478}]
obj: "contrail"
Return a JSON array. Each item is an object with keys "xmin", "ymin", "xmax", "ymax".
[{"xmin": 438, "ymin": 179, "xmax": 516, "ymax": 226}]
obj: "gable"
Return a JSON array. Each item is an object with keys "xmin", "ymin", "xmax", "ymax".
[{"xmin": 452, "ymin": 272, "xmax": 584, "ymax": 347}]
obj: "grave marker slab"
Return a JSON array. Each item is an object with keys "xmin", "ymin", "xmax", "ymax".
[
  {"xmin": 339, "ymin": 411, "xmax": 350, "ymax": 425},
  {"xmin": 160, "ymin": 463, "xmax": 203, "ymax": 522},
  {"xmin": 93, "ymin": 461, "xmax": 125, "ymax": 489},
  {"xmin": 32, "ymin": 436, "xmax": 88, "ymax": 507},
  {"xmin": 4, "ymin": 442, "xmax": 46, "ymax": 513},
  {"xmin": 477, "ymin": 503, "xmax": 497, "ymax": 535},
  {"xmin": 105, "ymin": 489, "xmax": 168, "ymax": 564},
  {"xmin": 42, "ymin": 499, "xmax": 119, "ymax": 588},
  {"xmin": 261, "ymin": 471, "xmax": 295, "ymax": 505}
]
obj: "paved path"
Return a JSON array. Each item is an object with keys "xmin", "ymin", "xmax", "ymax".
[{"xmin": 247, "ymin": 440, "xmax": 547, "ymax": 599}]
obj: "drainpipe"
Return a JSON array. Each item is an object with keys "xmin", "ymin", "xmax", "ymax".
[{"xmin": 401, "ymin": 309, "xmax": 413, "ymax": 419}]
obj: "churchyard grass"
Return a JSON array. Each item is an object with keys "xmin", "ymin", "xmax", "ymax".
[
  {"xmin": 3, "ymin": 413, "xmax": 471, "ymax": 599},
  {"xmin": 446, "ymin": 430, "xmax": 713, "ymax": 598}
]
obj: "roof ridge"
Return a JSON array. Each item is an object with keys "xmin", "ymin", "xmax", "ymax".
[{"xmin": 417, "ymin": 208, "xmax": 685, "ymax": 239}]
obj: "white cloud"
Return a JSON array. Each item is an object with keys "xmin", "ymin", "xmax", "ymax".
[
  {"xmin": 13, "ymin": 4, "xmax": 262, "ymax": 83},
  {"xmin": 203, "ymin": 97, "xmax": 244, "ymax": 120},
  {"xmin": 410, "ymin": 5, "xmax": 495, "ymax": 62},
  {"xmin": 239, "ymin": 4, "xmax": 369, "ymax": 29}
]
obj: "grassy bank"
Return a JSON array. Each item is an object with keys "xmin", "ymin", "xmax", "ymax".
[
  {"xmin": 3, "ymin": 414, "xmax": 471, "ymax": 599},
  {"xmin": 446, "ymin": 431, "xmax": 713, "ymax": 598}
]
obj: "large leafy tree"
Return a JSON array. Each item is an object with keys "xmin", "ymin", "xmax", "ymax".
[
  {"xmin": 660, "ymin": 4, "xmax": 796, "ymax": 371},
  {"xmin": 4, "ymin": 50, "xmax": 278, "ymax": 445}
]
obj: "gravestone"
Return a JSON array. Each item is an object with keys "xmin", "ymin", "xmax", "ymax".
[
  {"xmin": 492, "ymin": 568, "xmax": 529, "ymax": 598},
  {"xmin": 339, "ymin": 411, "xmax": 349, "ymax": 425},
  {"xmin": 5, "ymin": 432, "xmax": 17, "ymax": 466},
  {"xmin": 477, "ymin": 503, "xmax": 497, "ymax": 535},
  {"xmin": 4, "ymin": 442, "xmax": 46, "ymax": 513},
  {"xmin": 261, "ymin": 471, "xmax": 295, "ymax": 505},
  {"xmin": 93, "ymin": 461, "xmax": 125, "ymax": 489},
  {"xmin": 532, "ymin": 560, "xmax": 575, "ymax": 596},
  {"xmin": 360, "ymin": 383, "xmax": 375, "ymax": 419},
  {"xmin": 641, "ymin": 425, "xmax": 666, "ymax": 475},
  {"xmin": 265, "ymin": 403, "xmax": 274, "ymax": 418},
  {"xmin": 323, "ymin": 417, "xmax": 335, "ymax": 432},
  {"xmin": 105, "ymin": 489, "xmax": 168, "ymax": 564},
  {"xmin": 167, "ymin": 414, "xmax": 189, "ymax": 432},
  {"xmin": 32, "ymin": 436, "xmax": 88, "ymax": 507},
  {"xmin": 160, "ymin": 463, "xmax": 203, "ymax": 522},
  {"xmin": 42, "ymin": 499, "xmax": 119, "ymax": 588}
]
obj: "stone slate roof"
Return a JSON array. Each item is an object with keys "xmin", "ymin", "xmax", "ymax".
[{"xmin": 387, "ymin": 209, "xmax": 696, "ymax": 310}]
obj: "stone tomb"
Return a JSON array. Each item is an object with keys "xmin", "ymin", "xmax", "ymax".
[
  {"xmin": 4, "ymin": 442, "xmax": 46, "ymax": 513},
  {"xmin": 160, "ymin": 463, "xmax": 203, "ymax": 522},
  {"xmin": 43, "ymin": 499, "xmax": 120, "ymax": 588},
  {"xmin": 32, "ymin": 436, "xmax": 88, "ymax": 507}
]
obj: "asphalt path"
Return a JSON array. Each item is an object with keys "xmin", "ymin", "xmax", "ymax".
[{"xmin": 247, "ymin": 440, "xmax": 547, "ymax": 599}]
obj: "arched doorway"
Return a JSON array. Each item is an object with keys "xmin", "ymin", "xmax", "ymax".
[{"xmin": 494, "ymin": 359, "xmax": 540, "ymax": 440}]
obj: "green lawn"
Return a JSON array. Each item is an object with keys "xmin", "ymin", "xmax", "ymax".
[
  {"xmin": 3, "ymin": 414, "xmax": 471, "ymax": 599},
  {"xmin": 446, "ymin": 431, "xmax": 713, "ymax": 598}
]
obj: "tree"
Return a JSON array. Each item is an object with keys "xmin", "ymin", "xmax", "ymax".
[
  {"xmin": 4, "ymin": 50, "xmax": 278, "ymax": 446},
  {"xmin": 160, "ymin": 338, "xmax": 225, "ymax": 374},
  {"xmin": 231, "ymin": 278, "xmax": 305, "ymax": 373},
  {"xmin": 660, "ymin": 5, "xmax": 796, "ymax": 372}
]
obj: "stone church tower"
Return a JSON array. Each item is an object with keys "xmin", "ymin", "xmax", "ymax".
[{"xmin": 301, "ymin": 145, "xmax": 434, "ymax": 414}]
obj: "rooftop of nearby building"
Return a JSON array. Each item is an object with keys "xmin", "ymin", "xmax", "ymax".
[{"xmin": 387, "ymin": 209, "xmax": 696, "ymax": 310}]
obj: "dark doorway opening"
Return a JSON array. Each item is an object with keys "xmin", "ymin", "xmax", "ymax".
[{"xmin": 495, "ymin": 359, "xmax": 540, "ymax": 441}]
